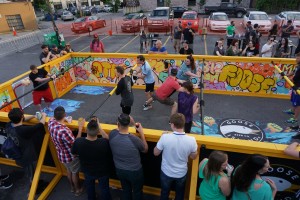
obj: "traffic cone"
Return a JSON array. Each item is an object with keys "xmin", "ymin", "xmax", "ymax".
[{"xmin": 12, "ymin": 27, "xmax": 17, "ymax": 36}]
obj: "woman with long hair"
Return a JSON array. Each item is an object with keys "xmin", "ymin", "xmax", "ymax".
[
  {"xmin": 268, "ymin": 23, "xmax": 278, "ymax": 40},
  {"xmin": 199, "ymin": 151, "xmax": 233, "ymax": 200},
  {"xmin": 242, "ymin": 41, "xmax": 259, "ymax": 57},
  {"xmin": 274, "ymin": 37, "xmax": 290, "ymax": 58},
  {"xmin": 226, "ymin": 39, "xmax": 242, "ymax": 56},
  {"xmin": 177, "ymin": 81, "xmax": 200, "ymax": 133},
  {"xmin": 177, "ymin": 55, "xmax": 200, "ymax": 82},
  {"xmin": 231, "ymin": 154, "xmax": 277, "ymax": 200},
  {"xmin": 90, "ymin": 34, "xmax": 105, "ymax": 53}
]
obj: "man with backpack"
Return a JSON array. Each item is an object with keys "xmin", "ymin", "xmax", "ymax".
[{"xmin": 6, "ymin": 108, "xmax": 46, "ymax": 188}]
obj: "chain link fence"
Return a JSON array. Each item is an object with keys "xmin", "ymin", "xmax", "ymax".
[{"xmin": 0, "ymin": 28, "xmax": 53, "ymax": 58}]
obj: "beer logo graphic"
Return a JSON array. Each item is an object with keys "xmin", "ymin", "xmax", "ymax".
[{"xmin": 218, "ymin": 118, "xmax": 265, "ymax": 141}]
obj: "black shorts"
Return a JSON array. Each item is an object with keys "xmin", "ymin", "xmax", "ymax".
[{"xmin": 145, "ymin": 82, "xmax": 155, "ymax": 92}]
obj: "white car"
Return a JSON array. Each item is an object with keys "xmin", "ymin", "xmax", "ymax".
[
  {"xmin": 275, "ymin": 11, "xmax": 300, "ymax": 32},
  {"xmin": 243, "ymin": 11, "xmax": 272, "ymax": 32},
  {"xmin": 207, "ymin": 12, "xmax": 230, "ymax": 31},
  {"xmin": 104, "ymin": 5, "xmax": 113, "ymax": 12},
  {"xmin": 61, "ymin": 11, "xmax": 74, "ymax": 21}
]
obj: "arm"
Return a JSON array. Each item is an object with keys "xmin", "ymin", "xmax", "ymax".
[
  {"xmin": 42, "ymin": 52, "xmax": 53, "ymax": 64},
  {"xmin": 219, "ymin": 176, "xmax": 231, "ymax": 196},
  {"xmin": 199, "ymin": 158, "xmax": 208, "ymax": 169},
  {"xmin": 77, "ymin": 118, "xmax": 85, "ymax": 139},
  {"xmin": 153, "ymin": 146, "xmax": 162, "ymax": 156},
  {"xmin": 216, "ymin": 50, "xmax": 222, "ymax": 56},
  {"xmin": 115, "ymin": 79, "xmax": 124, "ymax": 95},
  {"xmin": 136, "ymin": 123, "xmax": 148, "ymax": 153},
  {"xmin": 98, "ymin": 120, "xmax": 109, "ymax": 139},
  {"xmin": 193, "ymin": 98, "xmax": 200, "ymax": 114},
  {"xmin": 185, "ymin": 71, "xmax": 200, "ymax": 78},
  {"xmin": 242, "ymin": 46, "xmax": 248, "ymax": 56},
  {"xmin": 284, "ymin": 142, "xmax": 300, "ymax": 158}
]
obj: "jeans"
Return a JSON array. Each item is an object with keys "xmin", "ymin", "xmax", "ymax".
[
  {"xmin": 116, "ymin": 167, "xmax": 144, "ymax": 200},
  {"xmin": 160, "ymin": 170, "xmax": 187, "ymax": 200},
  {"xmin": 84, "ymin": 172, "xmax": 112, "ymax": 200}
]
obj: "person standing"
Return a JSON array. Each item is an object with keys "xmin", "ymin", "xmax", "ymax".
[
  {"xmin": 29, "ymin": 65, "xmax": 55, "ymax": 112},
  {"xmin": 109, "ymin": 114, "xmax": 148, "ymax": 200},
  {"xmin": 7, "ymin": 108, "xmax": 46, "ymax": 191},
  {"xmin": 48, "ymin": 106, "xmax": 84, "ymax": 196},
  {"xmin": 284, "ymin": 53, "xmax": 300, "ymax": 125},
  {"xmin": 178, "ymin": 81, "xmax": 200, "ymax": 133},
  {"xmin": 261, "ymin": 37, "xmax": 275, "ymax": 57},
  {"xmin": 135, "ymin": 55, "xmax": 155, "ymax": 109},
  {"xmin": 281, "ymin": 20, "xmax": 294, "ymax": 39},
  {"xmin": 199, "ymin": 151, "xmax": 233, "ymax": 200},
  {"xmin": 148, "ymin": 40, "xmax": 168, "ymax": 54},
  {"xmin": 268, "ymin": 23, "xmax": 278, "ymax": 40},
  {"xmin": 243, "ymin": 21, "xmax": 253, "ymax": 49},
  {"xmin": 115, "ymin": 66, "xmax": 134, "ymax": 115},
  {"xmin": 295, "ymin": 30, "xmax": 300, "ymax": 55},
  {"xmin": 90, "ymin": 34, "xmax": 105, "ymax": 53},
  {"xmin": 179, "ymin": 40, "xmax": 194, "ymax": 55},
  {"xmin": 154, "ymin": 113, "xmax": 198, "ymax": 199},
  {"xmin": 226, "ymin": 21, "xmax": 235, "ymax": 47},
  {"xmin": 231, "ymin": 154, "xmax": 277, "ymax": 200},
  {"xmin": 182, "ymin": 22, "xmax": 195, "ymax": 50},
  {"xmin": 172, "ymin": 21, "xmax": 183, "ymax": 53},
  {"xmin": 253, "ymin": 24, "xmax": 262, "ymax": 49},
  {"xmin": 139, "ymin": 30, "xmax": 148, "ymax": 53},
  {"xmin": 40, "ymin": 44, "xmax": 57, "ymax": 65},
  {"xmin": 72, "ymin": 117, "xmax": 112, "ymax": 200},
  {"xmin": 143, "ymin": 69, "xmax": 185, "ymax": 116}
]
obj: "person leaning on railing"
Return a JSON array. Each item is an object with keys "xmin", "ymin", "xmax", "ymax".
[
  {"xmin": 226, "ymin": 39, "xmax": 242, "ymax": 56},
  {"xmin": 284, "ymin": 142, "xmax": 300, "ymax": 158}
]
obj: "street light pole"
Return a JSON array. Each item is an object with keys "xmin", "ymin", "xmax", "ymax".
[{"xmin": 45, "ymin": 0, "xmax": 62, "ymax": 47}]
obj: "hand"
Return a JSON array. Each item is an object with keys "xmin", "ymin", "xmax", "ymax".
[
  {"xmin": 78, "ymin": 118, "xmax": 85, "ymax": 129},
  {"xmin": 41, "ymin": 112, "xmax": 47, "ymax": 118},
  {"xmin": 189, "ymin": 29, "xmax": 192, "ymax": 33},
  {"xmin": 51, "ymin": 74, "xmax": 56, "ymax": 79},
  {"xmin": 135, "ymin": 122, "xmax": 143, "ymax": 134},
  {"xmin": 227, "ymin": 165, "xmax": 234, "ymax": 176},
  {"xmin": 266, "ymin": 178, "xmax": 277, "ymax": 191}
]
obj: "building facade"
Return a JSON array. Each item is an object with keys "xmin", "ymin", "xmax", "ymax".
[{"xmin": 0, "ymin": 1, "xmax": 38, "ymax": 32}]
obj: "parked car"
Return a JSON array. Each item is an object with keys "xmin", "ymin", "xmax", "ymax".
[
  {"xmin": 180, "ymin": 11, "xmax": 199, "ymax": 32},
  {"xmin": 172, "ymin": 6, "xmax": 188, "ymax": 18},
  {"xmin": 90, "ymin": 5, "xmax": 102, "ymax": 14},
  {"xmin": 104, "ymin": 5, "xmax": 113, "ymax": 12},
  {"xmin": 71, "ymin": 16, "xmax": 106, "ymax": 33},
  {"xmin": 207, "ymin": 12, "xmax": 230, "ymax": 31},
  {"xmin": 55, "ymin": 9, "xmax": 66, "ymax": 18},
  {"xmin": 275, "ymin": 11, "xmax": 300, "ymax": 32},
  {"xmin": 243, "ymin": 11, "xmax": 272, "ymax": 32},
  {"xmin": 61, "ymin": 11, "xmax": 74, "ymax": 21},
  {"xmin": 121, "ymin": 13, "xmax": 147, "ymax": 33},
  {"xmin": 204, "ymin": 2, "xmax": 247, "ymax": 18},
  {"xmin": 68, "ymin": 6, "xmax": 78, "ymax": 15},
  {"xmin": 44, "ymin": 13, "xmax": 58, "ymax": 21},
  {"xmin": 81, "ymin": 7, "xmax": 92, "ymax": 16},
  {"xmin": 148, "ymin": 7, "xmax": 174, "ymax": 32}
]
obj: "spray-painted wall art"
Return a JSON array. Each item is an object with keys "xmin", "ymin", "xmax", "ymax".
[
  {"xmin": 72, "ymin": 56, "xmax": 296, "ymax": 95},
  {"xmin": 0, "ymin": 90, "xmax": 12, "ymax": 112},
  {"xmin": 42, "ymin": 99, "xmax": 83, "ymax": 117},
  {"xmin": 70, "ymin": 85, "xmax": 112, "ymax": 95}
]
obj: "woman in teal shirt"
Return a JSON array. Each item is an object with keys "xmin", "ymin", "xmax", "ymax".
[
  {"xmin": 177, "ymin": 55, "xmax": 200, "ymax": 81},
  {"xmin": 199, "ymin": 151, "xmax": 233, "ymax": 200},
  {"xmin": 231, "ymin": 154, "xmax": 277, "ymax": 200}
]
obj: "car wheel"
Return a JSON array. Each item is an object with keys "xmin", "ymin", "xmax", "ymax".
[
  {"xmin": 236, "ymin": 12, "xmax": 244, "ymax": 18},
  {"xmin": 88, "ymin": 26, "xmax": 93, "ymax": 32}
]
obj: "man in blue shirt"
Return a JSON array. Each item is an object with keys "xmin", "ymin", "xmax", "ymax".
[
  {"xmin": 136, "ymin": 55, "xmax": 156, "ymax": 110},
  {"xmin": 149, "ymin": 40, "xmax": 168, "ymax": 54}
]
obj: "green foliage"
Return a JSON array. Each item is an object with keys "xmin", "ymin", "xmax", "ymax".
[
  {"xmin": 199, "ymin": 0, "xmax": 205, "ymax": 6},
  {"xmin": 256, "ymin": 0, "xmax": 299, "ymax": 13},
  {"xmin": 166, "ymin": 0, "xmax": 171, "ymax": 7}
]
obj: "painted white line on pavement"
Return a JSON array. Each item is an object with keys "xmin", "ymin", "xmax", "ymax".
[{"xmin": 115, "ymin": 35, "xmax": 139, "ymax": 53}]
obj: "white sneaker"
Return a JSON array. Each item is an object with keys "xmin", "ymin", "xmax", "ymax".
[{"xmin": 143, "ymin": 105, "xmax": 152, "ymax": 111}]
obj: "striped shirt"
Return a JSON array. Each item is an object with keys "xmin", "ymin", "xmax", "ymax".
[{"xmin": 48, "ymin": 118, "xmax": 75, "ymax": 163}]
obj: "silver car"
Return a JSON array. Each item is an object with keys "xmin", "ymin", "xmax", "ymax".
[{"xmin": 61, "ymin": 11, "xmax": 74, "ymax": 21}]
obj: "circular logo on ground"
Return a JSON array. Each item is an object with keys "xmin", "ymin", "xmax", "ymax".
[{"xmin": 218, "ymin": 118, "xmax": 265, "ymax": 141}]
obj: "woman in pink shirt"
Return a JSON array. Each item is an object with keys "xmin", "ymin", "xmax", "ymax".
[{"xmin": 90, "ymin": 34, "xmax": 105, "ymax": 53}]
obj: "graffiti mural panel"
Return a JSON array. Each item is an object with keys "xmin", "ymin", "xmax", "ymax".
[{"xmin": 0, "ymin": 90, "xmax": 12, "ymax": 112}]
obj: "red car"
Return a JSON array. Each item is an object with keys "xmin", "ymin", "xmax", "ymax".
[
  {"xmin": 71, "ymin": 16, "xmax": 106, "ymax": 33},
  {"xmin": 180, "ymin": 11, "xmax": 199, "ymax": 32},
  {"xmin": 121, "ymin": 13, "xmax": 148, "ymax": 33}
]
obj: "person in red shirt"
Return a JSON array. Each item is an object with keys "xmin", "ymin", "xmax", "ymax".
[
  {"xmin": 143, "ymin": 68, "xmax": 185, "ymax": 116},
  {"xmin": 90, "ymin": 34, "xmax": 105, "ymax": 53}
]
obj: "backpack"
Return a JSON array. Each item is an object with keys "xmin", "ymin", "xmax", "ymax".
[{"xmin": 1, "ymin": 123, "xmax": 22, "ymax": 160}]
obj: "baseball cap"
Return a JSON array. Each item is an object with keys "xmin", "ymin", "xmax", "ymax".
[
  {"xmin": 171, "ymin": 68, "xmax": 178, "ymax": 76},
  {"xmin": 117, "ymin": 113, "xmax": 131, "ymax": 126},
  {"xmin": 94, "ymin": 34, "xmax": 98, "ymax": 38},
  {"xmin": 187, "ymin": 22, "xmax": 192, "ymax": 26}
]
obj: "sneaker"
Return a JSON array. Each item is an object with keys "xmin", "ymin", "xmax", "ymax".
[
  {"xmin": 0, "ymin": 180, "xmax": 13, "ymax": 189},
  {"xmin": 143, "ymin": 103, "xmax": 148, "ymax": 108},
  {"xmin": 0, "ymin": 174, "xmax": 9, "ymax": 181},
  {"xmin": 143, "ymin": 105, "xmax": 152, "ymax": 111},
  {"xmin": 290, "ymin": 125, "xmax": 299, "ymax": 130},
  {"xmin": 283, "ymin": 109, "xmax": 295, "ymax": 115},
  {"xmin": 286, "ymin": 117, "xmax": 298, "ymax": 124}
]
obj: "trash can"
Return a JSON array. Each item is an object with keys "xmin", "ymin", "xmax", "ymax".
[
  {"xmin": 148, "ymin": 34, "xmax": 161, "ymax": 47},
  {"xmin": 43, "ymin": 32, "xmax": 65, "ymax": 48}
]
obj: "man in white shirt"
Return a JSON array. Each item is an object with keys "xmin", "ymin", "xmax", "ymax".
[
  {"xmin": 261, "ymin": 37, "xmax": 275, "ymax": 57},
  {"xmin": 154, "ymin": 113, "xmax": 198, "ymax": 200}
]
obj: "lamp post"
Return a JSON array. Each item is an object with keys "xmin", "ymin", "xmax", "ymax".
[
  {"xmin": 45, "ymin": 0, "xmax": 62, "ymax": 47},
  {"xmin": 112, "ymin": 0, "xmax": 115, "ymax": 13}
]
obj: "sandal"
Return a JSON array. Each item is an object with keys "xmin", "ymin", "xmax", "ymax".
[{"xmin": 74, "ymin": 187, "xmax": 85, "ymax": 197}]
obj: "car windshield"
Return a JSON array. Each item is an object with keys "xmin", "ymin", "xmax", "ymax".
[
  {"xmin": 63, "ymin": 12, "xmax": 70, "ymax": 15},
  {"xmin": 152, "ymin": 10, "xmax": 168, "ymax": 17},
  {"xmin": 182, "ymin": 14, "xmax": 197, "ymax": 20},
  {"xmin": 125, "ymin": 14, "xmax": 136, "ymax": 19},
  {"xmin": 75, "ymin": 18, "xmax": 86, "ymax": 22},
  {"xmin": 287, "ymin": 13, "xmax": 300, "ymax": 20},
  {"xmin": 249, "ymin": 14, "xmax": 268, "ymax": 20},
  {"xmin": 212, "ymin": 15, "xmax": 228, "ymax": 21}
]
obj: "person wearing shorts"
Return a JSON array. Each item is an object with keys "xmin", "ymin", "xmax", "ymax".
[
  {"xmin": 48, "ymin": 106, "xmax": 84, "ymax": 196},
  {"xmin": 29, "ymin": 65, "xmax": 55, "ymax": 112},
  {"xmin": 136, "ymin": 55, "xmax": 155, "ymax": 108},
  {"xmin": 143, "ymin": 68, "xmax": 185, "ymax": 117}
]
